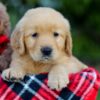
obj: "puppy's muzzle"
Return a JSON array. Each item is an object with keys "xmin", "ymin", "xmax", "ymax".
[{"xmin": 41, "ymin": 46, "xmax": 52, "ymax": 57}]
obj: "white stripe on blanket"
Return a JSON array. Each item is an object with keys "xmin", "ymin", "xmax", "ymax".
[
  {"xmin": 81, "ymin": 71, "xmax": 97, "ymax": 100},
  {"xmin": 0, "ymin": 84, "xmax": 14, "ymax": 100},
  {"xmin": 68, "ymin": 72, "xmax": 87, "ymax": 100},
  {"xmin": 14, "ymin": 75, "xmax": 45, "ymax": 100}
]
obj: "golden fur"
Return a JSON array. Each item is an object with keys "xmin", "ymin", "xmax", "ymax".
[{"xmin": 2, "ymin": 7, "xmax": 87, "ymax": 90}]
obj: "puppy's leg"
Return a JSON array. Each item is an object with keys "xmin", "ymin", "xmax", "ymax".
[
  {"xmin": 48, "ymin": 56, "xmax": 87, "ymax": 90},
  {"xmin": 2, "ymin": 59, "xmax": 27, "ymax": 81},
  {"xmin": 2, "ymin": 53, "xmax": 35, "ymax": 81},
  {"xmin": 48, "ymin": 64, "xmax": 69, "ymax": 90}
]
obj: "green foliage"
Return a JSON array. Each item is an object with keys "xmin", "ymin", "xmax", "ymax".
[
  {"xmin": 1, "ymin": 0, "xmax": 100, "ymax": 66},
  {"xmin": 97, "ymin": 91, "xmax": 100, "ymax": 100},
  {"xmin": 61, "ymin": 0, "xmax": 91, "ymax": 16}
]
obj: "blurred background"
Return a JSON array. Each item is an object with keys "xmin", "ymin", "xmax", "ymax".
[
  {"xmin": 1, "ymin": 0, "xmax": 100, "ymax": 68},
  {"xmin": 0, "ymin": 0, "xmax": 100, "ymax": 67},
  {"xmin": 0, "ymin": 0, "xmax": 100, "ymax": 99}
]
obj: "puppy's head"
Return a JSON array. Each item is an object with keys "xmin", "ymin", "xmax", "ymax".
[{"xmin": 11, "ymin": 7, "xmax": 72, "ymax": 63}]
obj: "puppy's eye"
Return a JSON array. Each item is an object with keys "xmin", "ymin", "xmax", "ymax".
[
  {"xmin": 32, "ymin": 33, "xmax": 38, "ymax": 37},
  {"xmin": 54, "ymin": 32, "xmax": 59, "ymax": 37}
]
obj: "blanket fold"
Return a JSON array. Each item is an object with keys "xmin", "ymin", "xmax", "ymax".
[{"xmin": 0, "ymin": 67, "xmax": 100, "ymax": 100}]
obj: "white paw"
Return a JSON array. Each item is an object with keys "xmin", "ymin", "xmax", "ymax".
[
  {"xmin": 1, "ymin": 68, "xmax": 25, "ymax": 82},
  {"xmin": 48, "ymin": 70, "xmax": 69, "ymax": 90}
]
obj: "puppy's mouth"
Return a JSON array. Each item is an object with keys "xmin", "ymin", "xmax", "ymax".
[
  {"xmin": 41, "ymin": 56, "xmax": 52, "ymax": 62},
  {"xmin": 40, "ymin": 56, "xmax": 52, "ymax": 62},
  {"xmin": 30, "ymin": 53, "xmax": 53, "ymax": 63}
]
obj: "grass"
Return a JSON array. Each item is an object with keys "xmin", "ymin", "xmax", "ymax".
[{"xmin": 97, "ymin": 91, "xmax": 100, "ymax": 100}]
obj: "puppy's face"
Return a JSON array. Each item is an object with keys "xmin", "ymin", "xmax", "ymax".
[
  {"xmin": 11, "ymin": 8, "xmax": 72, "ymax": 63},
  {"xmin": 25, "ymin": 21, "xmax": 66, "ymax": 63}
]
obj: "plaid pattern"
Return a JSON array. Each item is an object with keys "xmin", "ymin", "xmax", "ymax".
[{"xmin": 0, "ymin": 67, "xmax": 100, "ymax": 100}]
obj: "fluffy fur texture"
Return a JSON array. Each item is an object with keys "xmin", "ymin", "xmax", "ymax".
[
  {"xmin": 2, "ymin": 7, "xmax": 87, "ymax": 90},
  {"xmin": 0, "ymin": 44, "xmax": 12, "ymax": 72},
  {"xmin": 0, "ymin": 2, "xmax": 10, "ymax": 36},
  {"xmin": 0, "ymin": 2, "xmax": 12, "ymax": 72}
]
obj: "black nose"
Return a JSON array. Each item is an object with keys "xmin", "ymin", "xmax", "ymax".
[{"xmin": 41, "ymin": 47, "xmax": 52, "ymax": 56}]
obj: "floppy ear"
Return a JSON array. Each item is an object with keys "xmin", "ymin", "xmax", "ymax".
[
  {"xmin": 11, "ymin": 26, "xmax": 25, "ymax": 55},
  {"xmin": 64, "ymin": 19, "xmax": 72, "ymax": 56},
  {"xmin": 65, "ymin": 33, "xmax": 72, "ymax": 56}
]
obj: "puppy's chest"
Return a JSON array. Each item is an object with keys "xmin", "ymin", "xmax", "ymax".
[{"xmin": 33, "ymin": 63, "xmax": 52, "ymax": 74}]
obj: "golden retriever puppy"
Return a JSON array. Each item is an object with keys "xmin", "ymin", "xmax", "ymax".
[{"xmin": 2, "ymin": 7, "xmax": 87, "ymax": 90}]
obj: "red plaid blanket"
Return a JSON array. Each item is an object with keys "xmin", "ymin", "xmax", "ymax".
[
  {"xmin": 0, "ymin": 34, "xmax": 9, "ymax": 54},
  {"xmin": 0, "ymin": 67, "xmax": 100, "ymax": 100}
]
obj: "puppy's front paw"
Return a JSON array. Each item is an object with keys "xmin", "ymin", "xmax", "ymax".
[
  {"xmin": 2, "ymin": 68, "xmax": 25, "ymax": 82},
  {"xmin": 48, "ymin": 70, "xmax": 69, "ymax": 90}
]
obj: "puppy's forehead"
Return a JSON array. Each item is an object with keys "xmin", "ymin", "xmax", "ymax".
[
  {"xmin": 25, "ymin": 7, "xmax": 63, "ymax": 18},
  {"xmin": 20, "ymin": 8, "xmax": 70, "ymax": 33}
]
